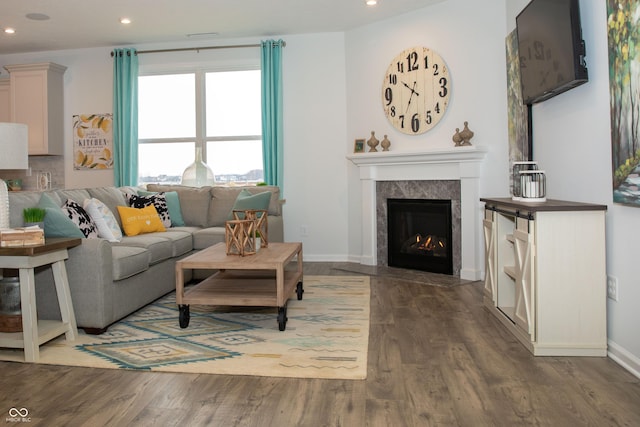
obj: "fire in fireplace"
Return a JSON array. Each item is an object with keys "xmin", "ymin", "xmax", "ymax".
[{"xmin": 387, "ymin": 198, "xmax": 453, "ymax": 275}]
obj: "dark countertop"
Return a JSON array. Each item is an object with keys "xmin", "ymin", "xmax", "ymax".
[{"xmin": 480, "ymin": 197, "xmax": 608, "ymax": 212}]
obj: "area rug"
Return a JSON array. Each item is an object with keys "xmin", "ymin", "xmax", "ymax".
[{"xmin": 0, "ymin": 275, "xmax": 370, "ymax": 380}]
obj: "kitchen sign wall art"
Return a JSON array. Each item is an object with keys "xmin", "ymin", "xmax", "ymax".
[{"xmin": 72, "ymin": 113, "xmax": 114, "ymax": 170}]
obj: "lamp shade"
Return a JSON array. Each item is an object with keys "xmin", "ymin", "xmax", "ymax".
[{"xmin": 0, "ymin": 123, "xmax": 29, "ymax": 170}]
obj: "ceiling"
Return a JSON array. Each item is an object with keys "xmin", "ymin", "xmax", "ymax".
[{"xmin": 0, "ymin": 0, "xmax": 445, "ymax": 55}]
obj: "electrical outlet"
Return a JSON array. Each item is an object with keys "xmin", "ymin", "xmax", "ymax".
[{"xmin": 607, "ymin": 276, "xmax": 618, "ymax": 301}]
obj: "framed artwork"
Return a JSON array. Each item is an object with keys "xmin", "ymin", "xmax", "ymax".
[
  {"xmin": 608, "ymin": 0, "xmax": 640, "ymax": 206},
  {"xmin": 354, "ymin": 138, "xmax": 365, "ymax": 153},
  {"xmin": 72, "ymin": 113, "xmax": 114, "ymax": 170},
  {"xmin": 505, "ymin": 29, "xmax": 530, "ymax": 195}
]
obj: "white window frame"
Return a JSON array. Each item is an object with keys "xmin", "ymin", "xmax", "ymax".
[{"xmin": 138, "ymin": 66, "xmax": 262, "ymax": 182}]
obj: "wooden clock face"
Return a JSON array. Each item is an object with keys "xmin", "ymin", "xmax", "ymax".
[{"xmin": 382, "ymin": 47, "xmax": 451, "ymax": 135}]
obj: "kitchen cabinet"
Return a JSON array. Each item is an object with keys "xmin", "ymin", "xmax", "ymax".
[
  {"xmin": 5, "ymin": 63, "xmax": 66, "ymax": 155},
  {"xmin": 0, "ymin": 78, "xmax": 9, "ymax": 122}
]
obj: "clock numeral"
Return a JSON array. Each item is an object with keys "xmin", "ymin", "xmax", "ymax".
[
  {"xmin": 425, "ymin": 110, "xmax": 432, "ymax": 125},
  {"xmin": 424, "ymin": 55, "xmax": 429, "ymax": 70},
  {"xmin": 388, "ymin": 74, "xmax": 397, "ymax": 85},
  {"xmin": 399, "ymin": 114, "xmax": 405, "ymax": 128},
  {"xmin": 397, "ymin": 61, "xmax": 404, "ymax": 73},
  {"xmin": 406, "ymin": 51, "xmax": 419, "ymax": 72},
  {"xmin": 434, "ymin": 102, "xmax": 441, "ymax": 114},
  {"xmin": 384, "ymin": 87, "xmax": 393, "ymax": 106},
  {"xmin": 433, "ymin": 63, "xmax": 439, "ymax": 76},
  {"xmin": 438, "ymin": 77, "xmax": 448, "ymax": 97},
  {"xmin": 390, "ymin": 106, "xmax": 396, "ymax": 117},
  {"xmin": 411, "ymin": 113, "xmax": 420, "ymax": 133}
]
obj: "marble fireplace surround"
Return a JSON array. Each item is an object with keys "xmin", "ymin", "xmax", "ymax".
[{"xmin": 348, "ymin": 146, "xmax": 488, "ymax": 280}]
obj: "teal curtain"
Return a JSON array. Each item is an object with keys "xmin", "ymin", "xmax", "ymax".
[
  {"xmin": 261, "ymin": 40, "xmax": 284, "ymax": 192},
  {"xmin": 112, "ymin": 48, "xmax": 139, "ymax": 186}
]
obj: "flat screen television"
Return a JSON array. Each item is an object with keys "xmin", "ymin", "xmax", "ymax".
[{"xmin": 516, "ymin": 0, "xmax": 588, "ymax": 104}]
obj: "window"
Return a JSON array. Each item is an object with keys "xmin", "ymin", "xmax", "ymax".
[{"xmin": 138, "ymin": 69, "xmax": 262, "ymax": 185}]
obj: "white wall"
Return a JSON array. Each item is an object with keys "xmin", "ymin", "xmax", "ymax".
[
  {"xmin": 344, "ymin": 0, "xmax": 510, "ymax": 260},
  {"xmin": 507, "ymin": 0, "xmax": 640, "ymax": 376}
]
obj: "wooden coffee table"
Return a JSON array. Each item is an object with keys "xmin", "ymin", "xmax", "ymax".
[{"xmin": 175, "ymin": 242, "xmax": 303, "ymax": 331}]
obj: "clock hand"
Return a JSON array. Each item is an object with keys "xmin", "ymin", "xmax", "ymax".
[
  {"xmin": 402, "ymin": 81, "xmax": 420, "ymax": 97},
  {"xmin": 404, "ymin": 81, "xmax": 420, "ymax": 113}
]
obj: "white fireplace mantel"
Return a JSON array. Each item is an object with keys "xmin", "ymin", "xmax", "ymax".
[{"xmin": 348, "ymin": 146, "xmax": 488, "ymax": 280}]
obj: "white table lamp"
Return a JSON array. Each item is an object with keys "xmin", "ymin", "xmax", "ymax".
[{"xmin": 0, "ymin": 123, "xmax": 29, "ymax": 228}]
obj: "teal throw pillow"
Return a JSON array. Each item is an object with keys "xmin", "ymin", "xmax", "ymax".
[
  {"xmin": 228, "ymin": 189, "xmax": 271, "ymax": 219},
  {"xmin": 37, "ymin": 193, "xmax": 85, "ymax": 238},
  {"xmin": 138, "ymin": 190, "xmax": 185, "ymax": 226}
]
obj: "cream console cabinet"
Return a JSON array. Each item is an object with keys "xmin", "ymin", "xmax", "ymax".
[
  {"xmin": 5, "ymin": 62, "xmax": 66, "ymax": 155},
  {"xmin": 480, "ymin": 198, "xmax": 607, "ymax": 356}
]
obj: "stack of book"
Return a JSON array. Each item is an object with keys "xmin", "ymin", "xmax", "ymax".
[{"xmin": 0, "ymin": 226, "xmax": 45, "ymax": 247}]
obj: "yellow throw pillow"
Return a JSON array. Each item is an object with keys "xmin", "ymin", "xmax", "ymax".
[{"xmin": 117, "ymin": 205, "xmax": 166, "ymax": 236}]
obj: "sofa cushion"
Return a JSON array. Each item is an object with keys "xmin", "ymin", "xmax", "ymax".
[
  {"xmin": 209, "ymin": 186, "xmax": 281, "ymax": 226},
  {"xmin": 37, "ymin": 193, "xmax": 85, "ymax": 238},
  {"xmin": 114, "ymin": 235, "xmax": 173, "ymax": 264},
  {"xmin": 148, "ymin": 230, "xmax": 193, "ymax": 257},
  {"xmin": 146, "ymin": 184, "xmax": 211, "ymax": 227},
  {"xmin": 117, "ymin": 205, "xmax": 166, "ymax": 236},
  {"xmin": 63, "ymin": 199, "xmax": 99, "ymax": 238},
  {"xmin": 111, "ymin": 245, "xmax": 150, "ymax": 281},
  {"xmin": 228, "ymin": 189, "xmax": 271, "ymax": 219},
  {"xmin": 57, "ymin": 189, "xmax": 92, "ymax": 206},
  {"xmin": 192, "ymin": 227, "xmax": 226, "ymax": 250},
  {"xmin": 83, "ymin": 198, "xmax": 123, "ymax": 242},
  {"xmin": 128, "ymin": 193, "xmax": 171, "ymax": 228}
]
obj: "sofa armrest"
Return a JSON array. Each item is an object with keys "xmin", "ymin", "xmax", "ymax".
[{"xmin": 59, "ymin": 238, "xmax": 115, "ymax": 328}]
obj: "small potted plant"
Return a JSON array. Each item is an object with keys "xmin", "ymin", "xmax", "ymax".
[{"xmin": 23, "ymin": 207, "xmax": 46, "ymax": 229}]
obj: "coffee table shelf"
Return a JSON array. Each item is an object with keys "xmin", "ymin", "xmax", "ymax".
[{"xmin": 175, "ymin": 242, "xmax": 303, "ymax": 331}]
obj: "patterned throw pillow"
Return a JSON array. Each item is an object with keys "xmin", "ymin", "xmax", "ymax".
[
  {"xmin": 83, "ymin": 198, "xmax": 123, "ymax": 242},
  {"xmin": 62, "ymin": 198, "xmax": 99, "ymax": 238},
  {"xmin": 128, "ymin": 193, "xmax": 171, "ymax": 228}
]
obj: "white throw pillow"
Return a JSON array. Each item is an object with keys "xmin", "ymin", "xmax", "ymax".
[{"xmin": 83, "ymin": 198, "xmax": 123, "ymax": 242}]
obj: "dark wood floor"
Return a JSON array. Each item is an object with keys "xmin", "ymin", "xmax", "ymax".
[{"xmin": 1, "ymin": 262, "xmax": 639, "ymax": 426}]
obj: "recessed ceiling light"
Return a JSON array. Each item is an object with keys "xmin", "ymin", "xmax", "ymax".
[
  {"xmin": 366, "ymin": 0, "xmax": 378, "ymax": 6},
  {"xmin": 120, "ymin": 17, "xmax": 131, "ymax": 25},
  {"xmin": 26, "ymin": 13, "xmax": 50, "ymax": 21},
  {"xmin": 4, "ymin": 28, "xmax": 16, "ymax": 34}
]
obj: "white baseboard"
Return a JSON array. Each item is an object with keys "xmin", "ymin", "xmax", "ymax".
[{"xmin": 608, "ymin": 340, "xmax": 640, "ymax": 379}]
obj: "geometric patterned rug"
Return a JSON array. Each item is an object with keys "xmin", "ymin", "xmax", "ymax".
[{"xmin": 0, "ymin": 275, "xmax": 370, "ymax": 380}]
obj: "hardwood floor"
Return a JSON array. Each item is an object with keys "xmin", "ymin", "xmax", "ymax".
[{"xmin": 1, "ymin": 262, "xmax": 639, "ymax": 426}]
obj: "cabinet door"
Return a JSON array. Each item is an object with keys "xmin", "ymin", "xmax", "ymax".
[
  {"xmin": 483, "ymin": 210, "xmax": 497, "ymax": 304},
  {"xmin": 513, "ymin": 227, "xmax": 535, "ymax": 339},
  {"xmin": 0, "ymin": 79, "xmax": 9, "ymax": 122}
]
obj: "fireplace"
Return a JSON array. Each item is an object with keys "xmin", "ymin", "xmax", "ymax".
[
  {"xmin": 387, "ymin": 199, "xmax": 453, "ymax": 275},
  {"xmin": 347, "ymin": 146, "xmax": 487, "ymax": 280}
]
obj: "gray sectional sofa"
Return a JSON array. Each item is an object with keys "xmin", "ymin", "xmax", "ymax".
[{"xmin": 7, "ymin": 184, "xmax": 283, "ymax": 334}]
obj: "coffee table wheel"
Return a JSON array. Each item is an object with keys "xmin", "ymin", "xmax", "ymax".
[
  {"xmin": 296, "ymin": 281, "xmax": 304, "ymax": 300},
  {"xmin": 179, "ymin": 305, "xmax": 190, "ymax": 328},
  {"xmin": 277, "ymin": 305, "xmax": 288, "ymax": 331}
]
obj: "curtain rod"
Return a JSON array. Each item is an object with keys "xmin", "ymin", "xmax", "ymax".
[{"xmin": 110, "ymin": 41, "xmax": 286, "ymax": 57}]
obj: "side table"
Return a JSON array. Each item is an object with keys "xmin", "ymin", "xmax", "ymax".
[{"xmin": 0, "ymin": 237, "xmax": 81, "ymax": 362}]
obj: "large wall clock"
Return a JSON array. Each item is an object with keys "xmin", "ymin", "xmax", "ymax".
[{"xmin": 382, "ymin": 46, "xmax": 451, "ymax": 135}]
